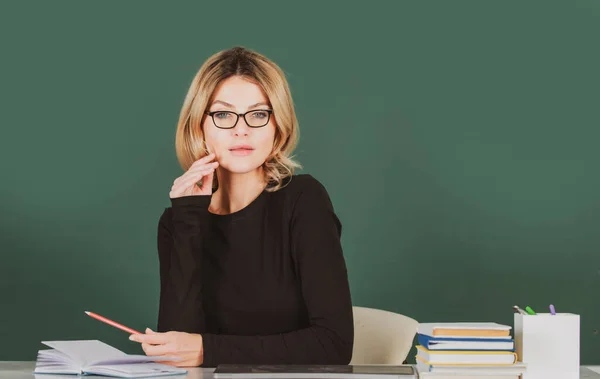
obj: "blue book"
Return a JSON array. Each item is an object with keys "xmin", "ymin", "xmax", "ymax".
[{"xmin": 417, "ymin": 333, "xmax": 514, "ymax": 351}]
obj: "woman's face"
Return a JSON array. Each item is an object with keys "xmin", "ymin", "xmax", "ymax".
[{"xmin": 203, "ymin": 76, "xmax": 276, "ymax": 176}]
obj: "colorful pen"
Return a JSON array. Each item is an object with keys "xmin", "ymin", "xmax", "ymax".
[
  {"xmin": 550, "ymin": 304, "xmax": 556, "ymax": 315},
  {"xmin": 513, "ymin": 305, "xmax": 528, "ymax": 315},
  {"xmin": 525, "ymin": 306, "xmax": 537, "ymax": 315},
  {"xmin": 85, "ymin": 311, "xmax": 142, "ymax": 335}
]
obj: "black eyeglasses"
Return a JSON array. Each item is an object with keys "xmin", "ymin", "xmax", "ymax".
[{"xmin": 205, "ymin": 109, "xmax": 273, "ymax": 129}]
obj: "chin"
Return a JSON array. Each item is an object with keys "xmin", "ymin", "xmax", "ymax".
[{"xmin": 219, "ymin": 161, "xmax": 264, "ymax": 175}]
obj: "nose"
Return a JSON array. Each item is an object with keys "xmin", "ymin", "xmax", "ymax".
[{"xmin": 232, "ymin": 115, "xmax": 250, "ymax": 136}]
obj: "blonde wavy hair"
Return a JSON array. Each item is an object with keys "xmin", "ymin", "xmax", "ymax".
[{"xmin": 174, "ymin": 46, "xmax": 301, "ymax": 192}]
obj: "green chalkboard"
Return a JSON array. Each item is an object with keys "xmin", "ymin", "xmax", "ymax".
[{"xmin": 1, "ymin": 0, "xmax": 598, "ymax": 364}]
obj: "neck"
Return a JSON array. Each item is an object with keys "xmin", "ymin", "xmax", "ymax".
[{"xmin": 210, "ymin": 167, "xmax": 267, "ymax": 215}]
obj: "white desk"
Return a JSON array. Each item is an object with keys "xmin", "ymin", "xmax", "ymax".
[{"xmin": 0, "ymin": 362, "xmax": 599, "ymax": 379}]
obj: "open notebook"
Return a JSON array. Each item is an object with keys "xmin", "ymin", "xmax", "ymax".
[{"xmin": 34, "ymin": 340, "xmax": 187, "ymax": 378}]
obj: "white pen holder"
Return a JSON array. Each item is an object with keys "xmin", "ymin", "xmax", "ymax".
[{"xmin": 514, "ymin": 313, "xmax": 580, "ymax": 379}]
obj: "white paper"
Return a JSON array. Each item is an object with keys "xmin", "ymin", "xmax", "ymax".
[{"xmin": 35, "ymin": 340, "xmax": 186, "ymax": 378}]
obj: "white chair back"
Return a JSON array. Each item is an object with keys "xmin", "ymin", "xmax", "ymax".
[{"xmin": 350, "ymin": 306, "xmax": 418, "ymax": 365}]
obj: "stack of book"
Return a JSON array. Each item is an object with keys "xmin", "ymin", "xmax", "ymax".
[{"xmin": 415, "ymin": 322, "xmax": 527, "ymax": 379}]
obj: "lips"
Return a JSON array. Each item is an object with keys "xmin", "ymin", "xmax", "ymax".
[
  {"xmin": 228, "ymin": 144, "xmax": 255, "ymax": 156},
  {"xmin": 229, "ymin": 145, "xmax": 254, "ymax": 151}
]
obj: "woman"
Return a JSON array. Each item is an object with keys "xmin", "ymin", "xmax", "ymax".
[{"xmin": 129, "ymin": 46, "xmax": 354, "ymax": 367}]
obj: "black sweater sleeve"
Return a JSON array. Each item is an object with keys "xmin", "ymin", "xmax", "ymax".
[
  {"xmin": 157, "ymin": 195, "xmax": 212, "ymax": 334},
  {"xmin": 200, "ymin": 181, "xmax": 354, "ymax": 366}
]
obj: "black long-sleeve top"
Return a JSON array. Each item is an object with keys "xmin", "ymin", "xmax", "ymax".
[{"xmin": 156, "ymin": 174, "xmax": 354, "ymax": 367}]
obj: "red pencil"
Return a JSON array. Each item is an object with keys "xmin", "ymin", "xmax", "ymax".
[{"xmin": 85, "ymin": 311, "xmax": 142, "ymax": 335}]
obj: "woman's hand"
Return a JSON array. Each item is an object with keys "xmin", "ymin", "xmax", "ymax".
[
  {"xmin": 129, "ymin": 328, "xmax": 204, "ymax": 367},
  {"xmin": 169, "ymin": 153, "xmax": 219, "ymax": 198}
]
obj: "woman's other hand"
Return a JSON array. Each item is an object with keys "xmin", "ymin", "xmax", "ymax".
[
  {"xmin": 129, "ymin": 328, "xmax": 204, "ymax": 367},
  {"xmin": 169, "ymin": 153, "xmax": 218, "ymax": 198}
]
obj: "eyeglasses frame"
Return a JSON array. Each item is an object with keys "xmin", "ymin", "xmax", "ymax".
[{"xmin": 204, "ymin": 109, "xmax": 274, "ymax": 129}]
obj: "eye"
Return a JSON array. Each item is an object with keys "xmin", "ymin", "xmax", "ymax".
[
  {"xmin": 214, "ymin": 111, "xmax": 233, "ymax": 119},
  {"xmin": 250, "ymin": 110, "xmax": 269, "ymax": 119}
]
